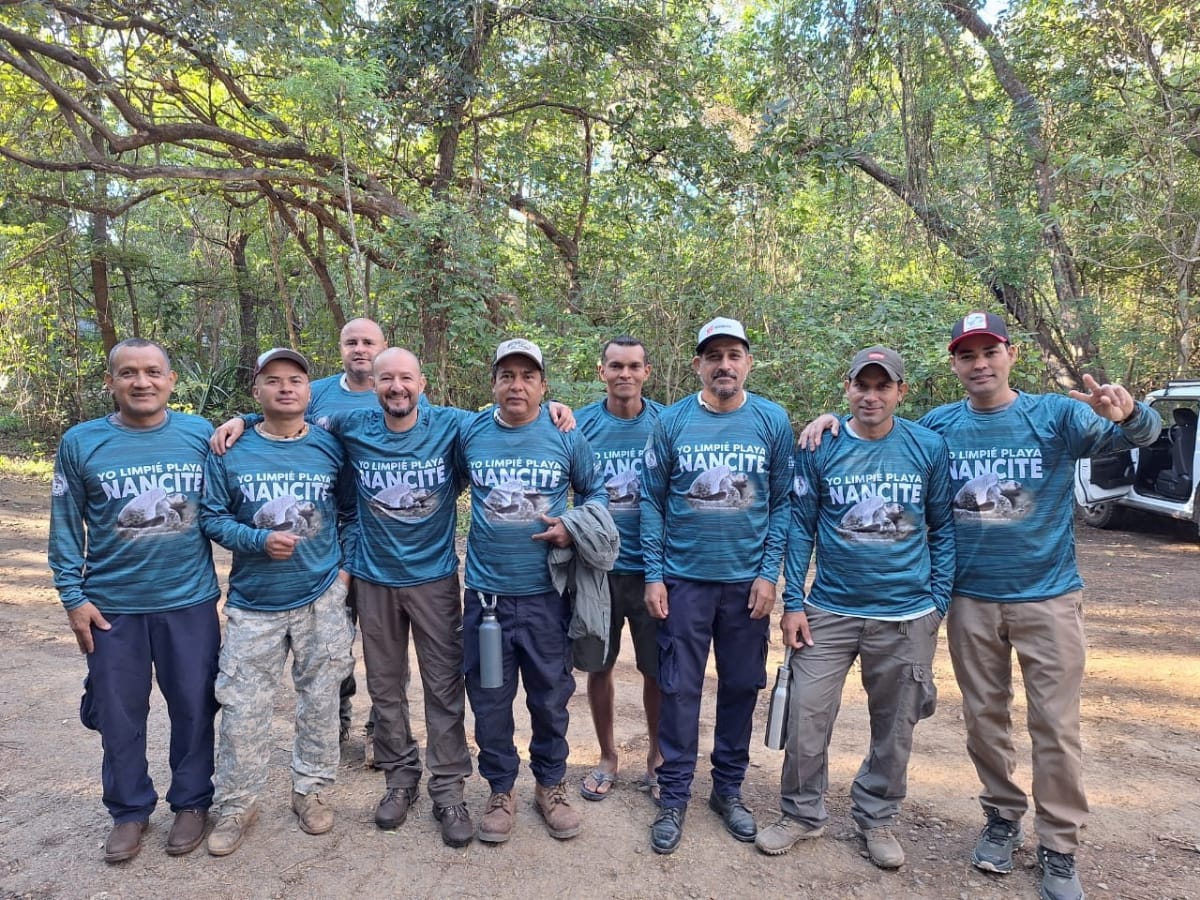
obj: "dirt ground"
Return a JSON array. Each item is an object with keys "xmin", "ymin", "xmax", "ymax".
[{"xmin": 1, "ymin": 473, "xmax": 1197, "ymax": 900}]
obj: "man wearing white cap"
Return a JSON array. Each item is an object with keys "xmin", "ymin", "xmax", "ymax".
[
  {"xmin": 200, "ymin": 348, "xmax": 356, "ymax": 855},
  {"xmin": 756, "ymin": 346, "xmax": 954, "ymax": 869},
  {"xmin": 459, "ymin": 338, "xmax": 607, "ymax": 844},
  {"xmin": 640, "ymin": 317, "xmax": 795, "ymax": 854}
]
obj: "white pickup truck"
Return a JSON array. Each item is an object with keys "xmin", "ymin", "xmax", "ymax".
[{"xmin": 1074, "ymin": 379, "xmax": 1199, "ymax": 537}]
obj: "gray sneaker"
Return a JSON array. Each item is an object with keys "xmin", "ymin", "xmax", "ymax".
[
  {"xmin": 861, "ymin": 825, "xmax": 905, "ymax": 869},
  {"xmin": 1037, "ymin": 846, "xmax": 1084, "ymax": 900},
  {"xmin": 972, "ymin": 807, "xmax": 1025, "ymax": 873},
  {"xmin": 754, "ymin": 814, "xmax": 825, "ymax": 856}
]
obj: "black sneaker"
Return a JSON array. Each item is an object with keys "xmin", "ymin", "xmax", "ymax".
[
  {"xmin": 1037, "ymin": 846, "xmax": 1083, "ymax": 900},
  {"xmin": 650, "ymin": 806, "xmax": 686, "ymax": 855},
  {"xmin": 972, "ymin": 806, "xmax": 1024, "ymax": 873}
]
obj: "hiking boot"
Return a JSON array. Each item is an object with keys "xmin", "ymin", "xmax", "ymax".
[
  {"xmin": 1037, "ymin": 846, "xmax": 1084, "ymax": 900},
  {"xmin": 650, "ymin": 805, "xmax": 686, "ymax": 855},
  {"xmin": 478, "ymin": 791, "xmax": 515, "ymax": 843},
  {"xmin": 434, "ymin": 802, "xmax": 475, "ymax": 848},
  {"xmin": 375, "ymin": 786, "xmax": 419, "ymax": 830},
  {"xmin": 708, "ymin": 791, "xmax": 757, "ymax": 842},
  {"xmin": 972, "ymin": 806, "xmax": 1025, "ymax": 873},
  {"xmin": 165, "ymin": 809, "xmax": 207, "ymax": 856},
  {"xmin": 291, "ymin": 791, "xmax": 334, "ymax": 835},
  {"xmin": 861, "ymin": 825, "xmax": 905, "ymax": 868},
  {"xmin": 207, "ymin": 806, "xmax": 257, "ymax": 857},
  {"xmin": 104, "ymin": 820, "xmax": 148, "ymax": 863},
  {"xmin": 754, "ymin": 814, "xmax": 826, "ymax": 856},
  {"xmin": 534, "ymin": 782, "xmax": 582, "ymax": 840}
]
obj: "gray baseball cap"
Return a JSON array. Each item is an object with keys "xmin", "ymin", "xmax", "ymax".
[
  {"xmin": 252, "ymin": 347, "xmax": 310, "ymax": 379},
  {"xmin": 846, "ymin": 346, "xmax": 905, "ymax": 382},
  {"xmin": 493, "ymin": 338, "xmax": 544, "ymax": 371}
]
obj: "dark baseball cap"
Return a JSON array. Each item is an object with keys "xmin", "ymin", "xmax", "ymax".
[
  {"xmin": 252, "ymin": 348, "xmax": 310, "ymax": 379},
  {"xmin": 847, "ymin": 346, "xmax": 905, "ymax": 382},
  {"xmin": 949, "ymin": 311, "xmax": 1010, "ymax": 352}
]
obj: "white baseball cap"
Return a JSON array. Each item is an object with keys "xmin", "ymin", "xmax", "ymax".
[
  {"xmin": 696, "ymin": 317, "xmax": 750, "ymax": 353},
  {"xmin": 493, "ymin": 338, "xmax": 544, "ymax": 371}
]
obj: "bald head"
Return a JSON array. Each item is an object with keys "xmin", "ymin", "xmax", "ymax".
[
  {"xmin": 373, "ymin": 347, "xmax": 421, "ymax": 373},
  {"xmin": 339, "ymin": 318, "xmax": 386, "ymax": 386},
  {"xmin": 374, "ymin": 347, "xmax": 426, "ymax": 427}
]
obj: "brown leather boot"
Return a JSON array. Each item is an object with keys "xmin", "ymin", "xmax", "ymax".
[
  {"xmin": 104, "ymin": 820, "xmax": 148, "ymax": 863},
  {"xmin": 477, "ymin": 791, "xmax": 514, "ymax": 843},
  {"xmin": 535, "ymin": 782, "xmax": 582, "ymax": 840}
]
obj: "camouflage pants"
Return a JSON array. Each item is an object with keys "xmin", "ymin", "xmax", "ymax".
[{"xmin": 212, "ymin": 578, "xmax": 354, "ymax": 814}]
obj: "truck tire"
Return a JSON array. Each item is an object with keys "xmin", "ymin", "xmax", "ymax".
[{"xmin": 1078, "ymin": 501, "xmax": 1120, "ymax": 529}]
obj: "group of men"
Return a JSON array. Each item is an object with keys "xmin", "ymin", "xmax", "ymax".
[{"xmin": 50, "ymin": 311, "xmax": 1160, "ymax": 900}]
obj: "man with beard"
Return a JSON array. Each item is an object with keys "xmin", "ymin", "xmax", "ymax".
[{"xmin": 640, "ymin": 317, "xmax": 794, "ymax": 855}]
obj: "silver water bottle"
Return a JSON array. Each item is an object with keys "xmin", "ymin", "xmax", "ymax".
[
  {"xmin": 764, "ymin": 647, "xmax": 793, "ymax": 750},
  {"xmin": 479, "ymin": 597, "xmax": 503, "ymax": 689}
]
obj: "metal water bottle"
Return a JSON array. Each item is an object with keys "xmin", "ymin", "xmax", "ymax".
[
  {"xmin": 764, "ymin": 647, "xmax": 793, "ymax": 750},
  {"xmin": 479, "ymin": 597, "xmax": 503, "ymax": 689}
]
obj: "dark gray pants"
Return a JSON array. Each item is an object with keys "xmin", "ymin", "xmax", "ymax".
[
  {"xmin": 355, "ymin": 574, "xmax": 472, "ymax": 806},
  {"xmin": 779, "ymin": 606, "xmax": 940, "ymax": 830}
]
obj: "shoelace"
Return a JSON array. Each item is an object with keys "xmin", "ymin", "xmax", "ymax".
[
  {"xmin": 441, "ymin": 803, "xmax": 469, "ymax": 822},
  {"xmin": 487, "ymin": 793, "xmax": 510, "ymax": 812},
  {"xmin": 544, "ymin": 785, "xmax": 569, "ymax": 808},
  {"xmin": 1041, "ymin": 849, "xmax": 1076, "ymax": 878},
  {"xmin": 983, "ymin": 816, "xmax": 1019, "ymax": 843}
]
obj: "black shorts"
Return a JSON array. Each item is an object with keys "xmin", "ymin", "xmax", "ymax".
[{"xmin": 572, "ymin": 572, "xmax": 657, "ymax": 676}]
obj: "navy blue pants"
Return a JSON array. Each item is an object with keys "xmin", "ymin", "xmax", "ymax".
[
  {"xmin": 655, "ymin": 579, "xmax": 769, "ymax": 809},
  {"xmin": 81, "ymin": 600, "xmax": 220, "ymax": 823},
  {"xmin": 463, "ymin": 589, "xmax": 574, "ymax": 792}
]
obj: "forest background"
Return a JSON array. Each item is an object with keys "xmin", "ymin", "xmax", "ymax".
[{"xmin": 1, "ymin": 0, "xmax": 1197, "ymax": 441}]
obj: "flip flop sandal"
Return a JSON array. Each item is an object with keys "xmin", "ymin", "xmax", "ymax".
[
  {"xmin": 634, "ymin": 773, "xmax": 661, "ymax": 805},
  {"xmin": 580, "ymin": 769, "xmax": 617, "ymax": 801}
]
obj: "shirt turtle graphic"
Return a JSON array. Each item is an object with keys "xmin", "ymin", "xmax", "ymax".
[
  {"xmin": 483, "ymin": 478, "xmax": 549, "ymax": 523},
  {"xmin": 952, "ymin": 472, "xmax": 1032, "ymax": 521},
  {"xmin": 605, "ymin": 468, "xmax": 641, "ymax": 510},
  {"xmin": 369, "ymin": 481, "xmax": 438, "ymax": 520},
  {"xmin": 116, "ymin": 487, "xmax": 193, "ymax": 538},
  {"xmin": 836, "ymin": 494, "xmax": 912, "ymax": 542},
  {"xmin": 253, "ymin": 495, "xmax": 320, "ymax": 536},
  {"xmin": 685, "ymin": 465, "xmax": 752, "ymax": 510}
]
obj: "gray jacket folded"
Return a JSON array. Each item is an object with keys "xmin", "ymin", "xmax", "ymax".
[{"xmin": 546, "ymin": 502, "xmax": 620, "ymax": 662}]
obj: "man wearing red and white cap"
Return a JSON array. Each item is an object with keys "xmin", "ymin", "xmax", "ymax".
[{"xmin": 641, "ymin": 317, "xmax": 795, "ymax": 855}]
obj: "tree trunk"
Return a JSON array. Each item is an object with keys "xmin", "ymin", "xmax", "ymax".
[
  {"xmin": 940, "ymin": 0, "xmax": 1106, "ymax": 383},
  {"xmin": 229, "ymin": 231, "xmax": 258, "ymax": 378}
]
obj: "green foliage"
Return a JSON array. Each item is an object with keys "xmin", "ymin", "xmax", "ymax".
[{"xmin": 0, "ymin": 0, "xmax": 1194, "ymax": 446}]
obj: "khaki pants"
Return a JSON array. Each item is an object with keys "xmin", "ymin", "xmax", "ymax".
[
  {"xmin": 356, "ymin": 574, "xmax": 472, "ymax": 806},
  {"xmin": 779, "ymin": 607, "xmax": 940, "ymax": 831},
  {"xmin": 947, "ymin": 591, "xmax": 1088, "ymax": 853}
]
